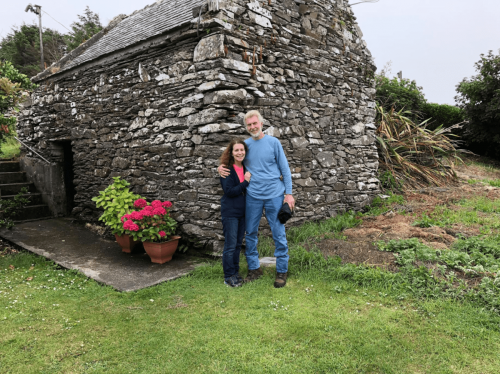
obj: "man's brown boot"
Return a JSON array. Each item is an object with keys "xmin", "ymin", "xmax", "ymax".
[
  {"xmin": 274, "ymin": 272, "xmax": 287, "ymax": 288},
  {"xmin": 244, "ymin": 268, "xmax": 263, "ymax": 283}
]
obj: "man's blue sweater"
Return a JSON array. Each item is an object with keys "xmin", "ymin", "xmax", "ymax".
[{"xmin": 244, "ymin": 135, "xmax": 293, "ymax": 199}]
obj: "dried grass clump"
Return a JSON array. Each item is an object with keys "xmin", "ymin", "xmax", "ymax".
[{"xmin": 376, "ymin": 104, "xmax": 462, "ymax": 190}]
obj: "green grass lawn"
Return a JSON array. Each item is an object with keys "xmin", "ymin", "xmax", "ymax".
[{"xmin": 1, "ymin": 251, "xmax": 500, "ymax": 374}]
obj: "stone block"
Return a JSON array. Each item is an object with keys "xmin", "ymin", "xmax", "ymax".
[
  {"xmin": 291, "ymin": 137, "xmax": 309, "ymax": 148},
  {"xmin": 187, "ymin": 108, "xmax": 228, "ymax": 127},
  {"xmin": 248, "ymin": 11, "xmax": 272, "ymax": 28},
  {"xmin": 203, "ymin": 89, "xmax": 248, "ymax": 105},
  {"xmin": 316, "ymin": 151, "xmax": 336, "ymax": 168},
  {"xmin": 176, "ymin": 147, "xmax": 194, "ymax": 157},
  {"xmin": 111, "ymin": 157, "xmax": 130, "ymax": 169},
  {"xmin": 177, "ymin": 190, "xmax": 198, "ymax": 202},
  {"xmin": 193, "ymin": 34, "xmax": 225, "ymax": 63}
]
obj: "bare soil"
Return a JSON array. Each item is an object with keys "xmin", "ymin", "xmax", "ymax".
[{"xmin": 314, "ymin": 156, "xmax": 500, "ymax": 267}]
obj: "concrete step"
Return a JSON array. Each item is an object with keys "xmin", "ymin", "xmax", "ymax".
[
  {"xmin": 1, "ymin": 193, "xmax": 44, "ymax": 206},
  {"xmin": 0, "ymin": 172, "xmax": 26, "ymax": 184},
  {"xmin": 0, "ymin": 161, "xmax": 20, "ymax": 172},
  {"xmin": 0, "ymin": 183, "xmax": 37, "ymax": 195},
  {"xmin": 14, "ymin": 205, "xmax": 52, "ymax": 221}
]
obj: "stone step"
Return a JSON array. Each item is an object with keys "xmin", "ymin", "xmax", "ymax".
[
  {"xmin": 0, "ymin": 161, "xmax": 20, "ymax": 172},
  {"xmin": 14, "ymin": 205, "xmax": 52, "ymax": 221},
  {"xmin": 0, "ymin": 172, "xmax": 27, "ymax": 184},
  {"xmin": 0, "ymin": 183, "xmax": 37, "ymax": 196},
  {"xmin": 1, "ymin": 193, "xmax": 44, "ymax": 206}
]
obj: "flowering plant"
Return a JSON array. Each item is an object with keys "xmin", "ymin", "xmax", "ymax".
[
  {"xmin": 121, "ymin": 199, "xmax": 177, "ymax": 242},
  {"xmin": 91, "ymin": 177, "xmax": 143, "ymax": 235}
]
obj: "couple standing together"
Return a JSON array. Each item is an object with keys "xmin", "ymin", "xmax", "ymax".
[{"xmin": 218, "ymin": 110, "xmax": 295, "ymax": 288}]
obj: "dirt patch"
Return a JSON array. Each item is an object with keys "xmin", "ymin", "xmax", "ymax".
[
  {"xmin": 315, "ymin": 239, "xmax": 397, "ymax": 271},
  {"xmin": 343, "ymin": 213, "xmax": 456, "ymax": 249},
  {"xmin": 314, "ymin": 156, "xmax": 500, "ymax": 269},
  {"xmin": 0, "ymin": 237, "xmax": 19, "ymax": 256}
]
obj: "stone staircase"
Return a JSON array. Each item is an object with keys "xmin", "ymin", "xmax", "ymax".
[{"xmin": 0, "ymin": 160, "xmax": 52, "ymax": 221}]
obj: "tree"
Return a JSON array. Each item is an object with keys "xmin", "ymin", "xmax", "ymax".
[
  {"xmin": 65, "ymin": 6, "xmax": 103, "ymax": 52},
  {"xmin": 0, "ymin": 24, "xmax": 66, "ymax": 77},
  {"xmin": 376, "ymin": 75, "xmax": 427, "ymax": 120},
  {"xmin": 456, "ymin": 50, "xmax": 500, "ymax": 158},
  {"xmin": 0, "ymin": 61, "xmax": 36, "ymax": 142}
]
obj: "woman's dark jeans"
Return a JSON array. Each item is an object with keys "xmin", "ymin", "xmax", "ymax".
[{"xmin": 221, "ymin": 216, "xmax": 245, "ymax": 280}]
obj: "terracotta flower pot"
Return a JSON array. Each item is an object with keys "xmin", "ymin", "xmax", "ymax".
[
  {"xmin": 143, "ymin": 236, "xmax": 181, "ymax": 264},
  {"xmin": 115, "ymin": 233, "xmax": 141, "ymax": 253}
]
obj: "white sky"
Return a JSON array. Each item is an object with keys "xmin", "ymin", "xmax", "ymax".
[
  {"xmin": 352, "ymin": 0, "xmax": 500, "ymax": 104},
  {"xmin": 1, "ymin": 0, "xmax": 498, "ymax": 104}
]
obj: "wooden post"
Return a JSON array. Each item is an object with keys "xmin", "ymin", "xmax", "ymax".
[{"xmin": 36, "ymin": 5, "xmax": 44, "ymax": 71}]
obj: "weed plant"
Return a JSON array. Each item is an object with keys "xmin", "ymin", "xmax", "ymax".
[
  {"xmin": 413, "ymin": 197, "xmax": 500, "ymax": 232},
  {"xmin": 0, "ymin": 188, "xmax": 30, "ymax": 228},
  {"xmin": 363, "ymin": 193, "xmax": 405, "ymax": 216},
  {"xmin": 376, "ymin": 237, "xmax": 500, "ymax": 312},
  {"xmin": 0, "ymin": 137, "xmax": 20, "ymax": 159},
  {"xmin": 257, "ymin": 211, "xmax": 361, "ymax": 256}
]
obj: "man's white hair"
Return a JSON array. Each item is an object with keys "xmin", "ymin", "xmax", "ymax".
[{"xmin": 244, "ymin": 110, "xmax": 264, "ymax": 125}]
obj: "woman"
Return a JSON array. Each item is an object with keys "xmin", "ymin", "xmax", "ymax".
[{"xmin": 219, "ymin": 139, "xmax": 251, "ymax": 287}]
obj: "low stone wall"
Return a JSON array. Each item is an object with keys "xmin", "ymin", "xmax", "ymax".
[{"xmin": 18, "ymin": 0, "xmax": 379, "ymax": 253}]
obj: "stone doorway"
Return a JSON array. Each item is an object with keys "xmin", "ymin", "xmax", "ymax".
[{"xmin": 49, "ymin": 141, "xmax": 75, "ymax": 215}]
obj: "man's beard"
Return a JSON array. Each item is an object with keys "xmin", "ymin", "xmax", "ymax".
[{"xmin": 250, "ymin": 129, "xmax": 262, "ymax": 138}]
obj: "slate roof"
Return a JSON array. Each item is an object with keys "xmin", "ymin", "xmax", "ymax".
[{"xmin": 42, "ymin": 0, "xmax": 206, "ymax": 76}]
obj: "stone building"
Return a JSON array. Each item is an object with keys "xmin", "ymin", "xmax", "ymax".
[{"xmin": 18, "ymin": 0, "xmax": 379, "ymax": 252}]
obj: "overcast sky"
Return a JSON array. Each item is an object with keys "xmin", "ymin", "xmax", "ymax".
[{"xmin": 1, "ymin": 0, "xmax": 498, "ymax": 104}]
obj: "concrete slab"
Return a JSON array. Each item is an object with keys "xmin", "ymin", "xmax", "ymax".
[
  {"xmin": 260, "ymin": 257, "xmax": 276, "ymax": 267},
  {"xmin": 0, "ymin": 218, "xmax": 202, "ymax": 292}
]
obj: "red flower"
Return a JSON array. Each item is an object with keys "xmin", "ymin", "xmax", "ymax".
[
  {"xmin": 151, "ymin": 200, "xmax": 162, "ymax": 209},
  {"xmin": 134, "ymin": 199, "xmax": 147, "ymax": 208},
  {"xmin": 123, "ymin": 221, "xmax": 140, "ymax": 231},
  {"xmin": 159, "ymin": 231, "xmax": 166, "ymax": 238},
  {"xmin": 143, "ymin": 205, "xmax": 154, "ymax": 211},
  {"xmin": 121, "ymin": 214, "xmax": 131, "ymax": 223},
  {"xmin": 162, "ymin": 201, "xmax": 172, "ymax": 208},
  {"xmin": 130, "ymin": 211, "xmax": 144, "ymax": 220},
  {"xmin": 152, "ymin": 207, "xmax": 166, "ymax": 216},
  {"xmin": 142, "ymin": 210, "xmax": 154, "ymax": 217}
]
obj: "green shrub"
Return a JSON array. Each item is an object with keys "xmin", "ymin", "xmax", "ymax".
[
  {"xmin": 421, "ymin": 103, "xmax": 465, "ymax": 131},
  {"xmin": 376, "ymin": 76, "xmax": 426, "ymax": 119},
  {"xmin": 456, "ymin": 50, "xmax": 500, "ymax": 158},
  {"xmin": 91, "ymin": 177, "xmax": 143, "ymax": 235},
  {"xmin": 0, "ymin": 187, "xmax": 30, "ymax": 228}
]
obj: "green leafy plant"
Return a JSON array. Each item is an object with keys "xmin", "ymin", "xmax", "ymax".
[
  {"xmin": 0, "ymin": 187, "xmax": 30, "ymax": 228},
  {"xmin": 0, "ymin": 61, "xmax": 36, "ymax": 143},
  {"xmin": 364, "ymin": 192, "xmax": 405, "ymax": 216},
  {"xmin": 378, "ymin": 237, "xmax": 500, "ymax": 275},
  {"xmin": 413, "ymin": 214, "xmax": 441, "ymax": 228},
  {"xmin": 91, "ymin": 177, "xmax": 142, "ymax": 235},
  {"xmin": 378, "ymin": 170, "xmax": 403, "ymax": 192}
]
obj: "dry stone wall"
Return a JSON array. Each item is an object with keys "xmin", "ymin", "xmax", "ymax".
[{"xmin": 18, "ymin": 0, "xmax": 379, "ymax": 253}]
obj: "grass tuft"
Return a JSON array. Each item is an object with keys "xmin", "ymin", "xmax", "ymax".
[{"xmin": 0, "ymin": 137, "xmax": 20, "ymax": 159}]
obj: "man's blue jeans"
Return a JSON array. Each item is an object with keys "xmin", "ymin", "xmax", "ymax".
[
  {"xmin": 221, "ymin": 216, "xmax": 245, "ymax": 280},
  {"xmin": 245, "ymin": 195, "xmax": 289, "ymax": 273}
]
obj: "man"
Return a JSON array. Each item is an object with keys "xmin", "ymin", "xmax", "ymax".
[{"xmin": 218, "ymin": 110, "xmax": 295, "ymax": 288}]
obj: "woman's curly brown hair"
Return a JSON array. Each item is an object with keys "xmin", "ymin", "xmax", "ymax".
[{"xmin": 220, "ymin": 139, "xmax": 248, "ymax": 167}]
